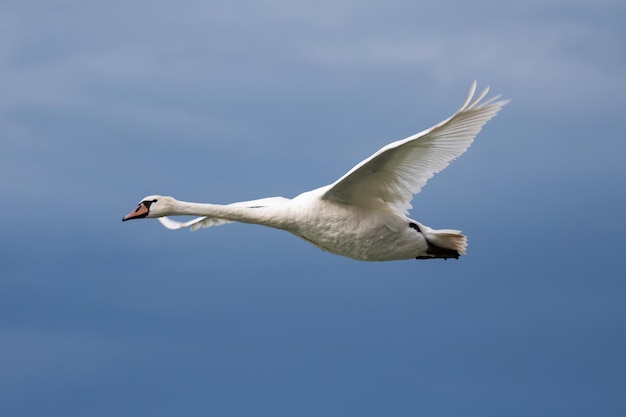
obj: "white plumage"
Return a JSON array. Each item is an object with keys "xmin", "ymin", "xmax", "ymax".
[{"xmin": 123, "ymin": 82, "xmax": 508, "ymax": 261}]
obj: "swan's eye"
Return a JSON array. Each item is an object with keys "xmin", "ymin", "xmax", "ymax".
[{"xmin": 141, "ymin": 199, "xmax": 157, "ymax": 209}]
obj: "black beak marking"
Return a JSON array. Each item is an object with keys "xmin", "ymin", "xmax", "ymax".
[{"xmin": 122, "ymin": 199, "xmax": 157, "ymax": 221}]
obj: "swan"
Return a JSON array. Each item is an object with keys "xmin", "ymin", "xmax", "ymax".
[{"xmin": 123, "ymin": 82, "xmax": 507, "ymax": 261}]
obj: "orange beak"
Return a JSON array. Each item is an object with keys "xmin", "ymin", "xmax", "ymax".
[{"xmin": 122, "ymin": 202, "xmax": 150, "ymax": 221}]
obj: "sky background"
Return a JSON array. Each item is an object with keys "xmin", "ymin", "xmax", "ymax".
[{"xmin": 1, "ymin": 0, "xmax": 625, "ymax": 416}]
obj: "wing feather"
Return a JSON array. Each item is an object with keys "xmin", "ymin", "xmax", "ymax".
[{"xmin": 322, "ymin": 82, "xmax": 508, "ymax": 215}]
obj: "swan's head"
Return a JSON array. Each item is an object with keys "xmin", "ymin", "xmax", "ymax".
[{"xmin": 122, "ymin": 195, "xmax": 175, "ymax": 221}]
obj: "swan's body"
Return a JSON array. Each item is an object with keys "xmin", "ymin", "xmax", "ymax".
[{"xmin": 123, "ymin": 82, "xmax": 508, "ymax": 261}]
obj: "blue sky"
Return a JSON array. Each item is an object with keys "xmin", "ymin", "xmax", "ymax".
[{"xmin": 1, "ymin": 0, "xmax": 625, "ymax": 416}]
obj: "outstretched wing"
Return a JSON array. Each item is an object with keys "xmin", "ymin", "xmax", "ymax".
[
  {"xmin": 322, "ymin": 81, "xmax": 508, "ymax": 216},
  {"xmin": 157, "ymin": 197, "xmax": 291, "ymax": 231}
]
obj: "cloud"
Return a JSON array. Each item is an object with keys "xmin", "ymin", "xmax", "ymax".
[{"xmin": 2, "ymin": 0, "xmax": 623, "ymax": 120}]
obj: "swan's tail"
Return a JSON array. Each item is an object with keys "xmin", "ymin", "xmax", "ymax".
[
  {"xmin": 412, "ymin": 223, "xmax": 467, "ymax": 260},
  {"xmin": 425, "ymin": 229, "xmax": 467, "ymax": 258}
]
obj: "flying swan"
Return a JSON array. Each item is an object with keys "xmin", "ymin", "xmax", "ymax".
[{"xmin": 123, "ymin": 82, "xmax": 507, "ymax": 261}]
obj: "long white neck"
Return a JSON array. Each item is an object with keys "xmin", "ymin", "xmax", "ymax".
[{"xmin": 165, "ymin": 199, "xmax": 291, "ymax": 230}]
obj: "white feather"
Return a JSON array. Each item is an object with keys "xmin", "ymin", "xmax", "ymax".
[
  {"xmin": 323, "ymin": 81, "xmax": 509, "ymax": 215},
  {"xmin": 124, "ymin": 82, "xmax": 508, "ymax": 261}
]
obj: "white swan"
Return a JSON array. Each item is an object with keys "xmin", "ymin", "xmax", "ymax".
[{"xmin": 123, "ymin": 82, "xmax": 508, "ymax": 261}]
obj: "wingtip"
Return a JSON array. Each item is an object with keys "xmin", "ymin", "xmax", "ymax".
[
  {"xmin": 459, "ymin": 81, "xmax": 479, "ymax": 112},
  {"xmin": 458, "ymin": 81, "xmax": 510, "ymax": 113},
  {"xmin": 157, "ymin": 216, "xmax": 185, "ymax": 230}
]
